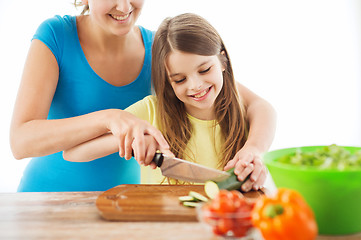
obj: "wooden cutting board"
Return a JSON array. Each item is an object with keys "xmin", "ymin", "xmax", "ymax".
[{"xmin": 96, "ymin": 184, "xmax": 263, "ymax": 222}]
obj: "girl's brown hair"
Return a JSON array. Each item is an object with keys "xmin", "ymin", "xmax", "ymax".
[
  {"xmin": 152, "ymin": 13, "xmax": 248, "ymax": 169},
  {"xmin": 74, "ymin": 1, "xmax": 89, "ymax": 15}
]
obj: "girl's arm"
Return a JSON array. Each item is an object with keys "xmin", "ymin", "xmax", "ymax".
[
  {"xmin": 63, "ymin": 95, "xmax": 174, "ymax": 165},
  {"xmin": 225, "ymin": 82, "xmax": 277, "ymax": 191},
  {"xmin": 63, "ymin": 132, "xmax": 167, "ymax": 170},
  {"xmin": 63, "ymin": 133, "xmax": 118, "ymax": 162},
  {"xmin": 10, "ymin": 40, "xmax": 168, "ymax": 161}
]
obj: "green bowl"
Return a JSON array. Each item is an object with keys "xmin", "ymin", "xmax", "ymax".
[{"xmin": 264, "ymin": 146, "xmax": 361, "ymax": 235}]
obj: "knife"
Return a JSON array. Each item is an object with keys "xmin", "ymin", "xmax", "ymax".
[{"xmin": 151, "ymin": 152, "xmax": 230, "ymax": 183}]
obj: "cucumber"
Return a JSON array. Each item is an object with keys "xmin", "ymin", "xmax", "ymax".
[
  {"xmin": 178, "ymin": 196, "xmax": 196, "ymax": 202},
  {"xmin": 204, "ymin": 180, "xmax": 220, "ymax": 199},
  {"xmin": 189, "ymin": 191, "xmax": 208, "ymax": 202},
  {"xmin": 179, "ymin": 191, "xmax": 208, "ymax": 208},
  {"xmin": 182, "ymin": 201, "xmax": 202, "ymax": 208},
  {"xmin": 204, "ymin": 168, "xmax": 249, "ymax": 199}
]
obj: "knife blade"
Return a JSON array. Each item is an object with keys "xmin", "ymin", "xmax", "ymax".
[{"xmin": 152, "ymin": 152, "xmax": 230, "ymax": 183}]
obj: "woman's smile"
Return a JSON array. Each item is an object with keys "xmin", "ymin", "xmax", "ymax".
[{"xmin": 109, "ymin": 12, "xmax": 132, "ymax": 22}]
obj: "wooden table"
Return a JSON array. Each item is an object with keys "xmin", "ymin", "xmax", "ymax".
[{"xmin": 0, "ymin": 191, "xmax": 360, "ymax": 240}]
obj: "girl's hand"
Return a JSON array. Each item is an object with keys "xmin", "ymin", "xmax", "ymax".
[
  {"xmin": 132, "ymin": 135, "xmax": 174, "ymax": 169},
  {"xmin": 224, "ymin": 146, "xmax": 267, "ymax": 192},
  {"xmin": 106, "ymin": 110, "xmax": 170, "ymax": 163}
]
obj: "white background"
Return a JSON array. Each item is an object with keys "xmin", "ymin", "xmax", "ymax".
[{"xmin": 0, "ymin": 0, "xmax": 360, "ymax": 192}]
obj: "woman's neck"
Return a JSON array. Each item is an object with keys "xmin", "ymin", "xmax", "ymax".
[
  {"xmin": 76, "ymin": 15, "xmax": 145, "ymax": 86},
  {"xmin": 77, "ymin": 15, "xmax": 137, "ymax": 54}
]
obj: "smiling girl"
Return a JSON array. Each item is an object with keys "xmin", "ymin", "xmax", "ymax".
[{"xmin": 63, "ymin": 13, "xmax": 276, "ymax": 191}]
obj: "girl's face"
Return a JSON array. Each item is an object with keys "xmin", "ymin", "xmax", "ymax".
[
  {"xmin": 85, "ymin": 0, "xmax": 144, "ymax": 36},
  {"xmin": 166, "ymin": 50, "xmax": 225, "ymax": 120}
]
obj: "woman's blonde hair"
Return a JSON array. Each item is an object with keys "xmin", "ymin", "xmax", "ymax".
[
  {"xmin": 152, "ymin": 13, "xmax": 248, "ymax": 169},
  {"xmin": 74, "ymin": 0, "xmax": 89, "ymax": 15}
]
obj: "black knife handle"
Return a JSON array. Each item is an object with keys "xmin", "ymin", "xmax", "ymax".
[
  {"xmin": 152, "ymin": 152, "xmax": 164, "ymax": 167},
  {"xmin": 131, "ymin": 151, "xmax": 164, "ymax": 167}
]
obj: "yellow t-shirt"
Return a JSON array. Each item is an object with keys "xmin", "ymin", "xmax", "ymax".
[{"xmin": 125, "ymin": 95, "xmax": 223, "ymax": 184}]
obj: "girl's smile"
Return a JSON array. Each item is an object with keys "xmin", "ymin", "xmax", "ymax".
[
  {"xmin": 166, "ymin": 50, "xmax": 224, "ymax": 120},
  {"xmin": 188, "ymin": 86, "xmax": 212, "ymax": 101}
]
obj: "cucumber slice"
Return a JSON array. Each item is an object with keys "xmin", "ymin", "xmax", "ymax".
[
  {"xmin": 204, "ymin": 180, "xmax": 220, "ymax": 199},
  {"xmin": 178, "ymin": 196, "xmax": 196, "ymax": 202},
  {"xmin": 182, "ymin": 201, "xmax": 202, "ymax": 208},
  {"xmin": 189, "ymin": 191, "xmax": 208, "ymax": 202}
]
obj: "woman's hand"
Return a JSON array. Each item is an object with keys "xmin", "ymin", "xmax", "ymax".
[
  {"xmin": 227, "ymin": 82, "xmax": 275, "ymax": 191},
  {"xmin": 132, "ymin": 135, "xmax": 174, "ymax": 169},
  {"xmin": 63, "ymin": 110, "xmax": 173, "ymax": 163},
  {"xmin": 106, "ymin": 110, "xmax": 171, "ymax": 163},
  {"xmin": 224, "ymin": 146, "xmax": 267, "ymax": 192}
]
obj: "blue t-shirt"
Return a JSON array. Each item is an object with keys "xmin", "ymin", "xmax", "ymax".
[{"xmin": 17, "ymin": 15, "xmax": 153, "ymax": 192}]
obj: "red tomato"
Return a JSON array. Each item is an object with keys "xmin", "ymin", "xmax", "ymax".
[
  {"xmin": 205, "ymin": 190, "xmax": 256, "ymax": 238},
  {"xmin": 210, "ymin": 190, "xmax": 235, "ymax": 213},
  {"xmin": 212, "ymin": 225, "xmax": 225, "ymax": 236},
  {"xmin": 237, "ymin": 203, "xmax": 253, "ymax": 214},
  {"xmin": 230, "ymin": 190, "xmax": 243, "ymax": 209},
  {"xmin": 219, "ymin": 196, "xmax": 235, "ymax": 212},
  {"xmin": 230, "ymin": 190, "xmax": 243, "ymax": 199},
  {"xmin": 234, "ymin": 215, "xmax": 252, "ymax": 228},
  {"xmin": 217, "ymin": 218, "xmax": 233, "ymax": 234},
  {"xmin": 232, "ymin": 226, "xmax": 249, "ymax": 237}
]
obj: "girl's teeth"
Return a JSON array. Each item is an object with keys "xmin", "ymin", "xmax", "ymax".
[
  {"xmin": 111, "ymin": 13, "xmax": 130, "ymax": 21},
  {"xmin": 194, "ymin": 88, "xmax": 209, "ymax": 98}
]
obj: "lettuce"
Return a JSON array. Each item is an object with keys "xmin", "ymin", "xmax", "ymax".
[{"xmin": 277, "ymin": 144, "xmax": 361, "ymax": 170}]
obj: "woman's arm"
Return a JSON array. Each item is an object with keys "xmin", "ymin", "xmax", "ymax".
[
  {"xmin": 10, "ymin": 40, "xmax": 168, "ymax": 160},
  {"xmin": 236, "ymin": 82, "xmax": 277, "ymax": 154},
  {"xmin": 10, "ymin": 39, "xmax": 106, "ymax": 159},
  {"xmin": 225, "ymin": 82, "xmax": 277, "ymax": 191}
]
